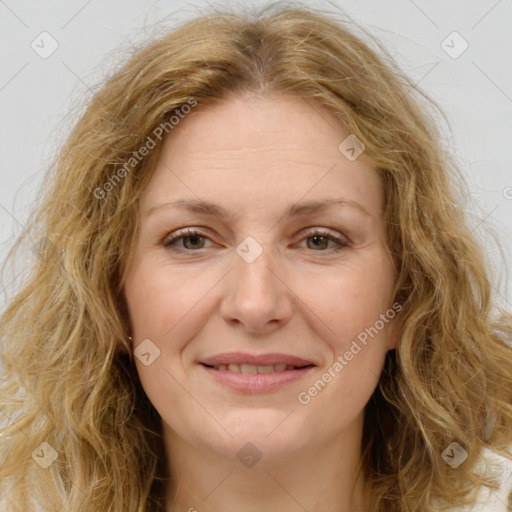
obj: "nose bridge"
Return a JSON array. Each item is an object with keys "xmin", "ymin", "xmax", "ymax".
[
  {"xmin": 234, "ymin": 234, "xmax": 279, "ymax": 297},
  {"xmin": 220, "ymin": 233, "xmax": 293, "ymax": 330}
]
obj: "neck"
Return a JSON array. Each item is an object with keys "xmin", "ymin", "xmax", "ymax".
[{"xmin": 163, "ymin": 418, "xmax": 371, "ymax": 512}]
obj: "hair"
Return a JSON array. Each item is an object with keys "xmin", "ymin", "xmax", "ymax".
[{"xmin": 1, "ymin": 2, "xmax": 511, "ymax": 511}]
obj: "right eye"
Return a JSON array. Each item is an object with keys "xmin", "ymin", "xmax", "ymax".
[{"xmin": 162, "ymin": 228, "xmax": 213, "ymax": 251}]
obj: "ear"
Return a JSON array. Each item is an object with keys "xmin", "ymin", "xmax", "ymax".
[
  {"xmin": 116, "ymin": 336, "xmax": 132, "ymax": 356},
  {"xmin": 115, "ymin": 289, "xmax": 133, "ymax": 355},
  {"xmin": 386, "ymin": 315, "xmax": 403, "ymax": 351}
]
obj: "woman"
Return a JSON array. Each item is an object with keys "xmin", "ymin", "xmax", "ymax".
[{"xmin": 1, "ymin": 2, "xmax": 511, "ymax": 511}]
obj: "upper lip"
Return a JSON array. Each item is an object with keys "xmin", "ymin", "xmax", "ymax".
[{"xmin": 199, "ymin": 352, "xmax": 316, "ymax": 367}]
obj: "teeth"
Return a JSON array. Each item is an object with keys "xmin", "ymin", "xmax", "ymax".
[
  {"xmin": 240, "ymin": 364, "xmax": 257, "ymax": 374},
  {"xmin": 212, "ymin": 363, "xmax": 299, "ymax": 373},
  {"xmin": 256, "ymin": 365, "xmax": 274, "ymax": 373}
]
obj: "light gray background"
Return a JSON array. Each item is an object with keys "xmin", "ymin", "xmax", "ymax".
[{"xmin": 1, "ymin": 0, "xmax": 511, "ymax": 325}]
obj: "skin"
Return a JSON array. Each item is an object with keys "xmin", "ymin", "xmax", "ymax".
[{"xmin": 122, "ymin": 92, "xmax": 400, "ymax": 512}]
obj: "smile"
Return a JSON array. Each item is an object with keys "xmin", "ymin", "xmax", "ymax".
[
  {"xmin": 199, "ymin": 362, "xmax": 315, "ymax": 393},
  {"xmin": 206, "ymin": 363, "xmax": 312, "ymax": 373}
]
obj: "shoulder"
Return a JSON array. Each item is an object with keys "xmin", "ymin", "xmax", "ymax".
[{"xmin": 443, "ymin": 443, "xmax": 512, "ymax": 511}]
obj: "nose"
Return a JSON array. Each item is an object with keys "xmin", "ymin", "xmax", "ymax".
[{"xmin": 220, "ymin": 239, "xmax": 294, "ymax": 334}]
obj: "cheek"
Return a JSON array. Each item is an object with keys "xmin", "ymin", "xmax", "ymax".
[
  {"xmin": 301, "ymin": 254, "xmax": 395, "ymax": 345},
  {"xmin": 299, "ymin": 349, "xmax": 385, "ymax": 442},
  {"xmin": 124, "ymin": 263, "xmax": 215, "ymax": 399},
  {"xmin": 301, "ymin": 262, "xmax": 395, "ymax": 416},
  {"xmin": 124, "ymin": 262, "xmax": 203, "ymax": 340}
]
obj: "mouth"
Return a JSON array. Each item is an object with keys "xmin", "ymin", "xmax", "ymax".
[
  {"xmin": 200, "ymin": 362, "xmax": 315, "ymax": 373},
  {"xmin": 197, "ymin": 353, "xmax": 317, "ymax": 393}
]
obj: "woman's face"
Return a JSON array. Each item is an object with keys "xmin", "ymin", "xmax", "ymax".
[{"xmin": 123, "ymin": 93, "xmax": 399, "ymax": 464}]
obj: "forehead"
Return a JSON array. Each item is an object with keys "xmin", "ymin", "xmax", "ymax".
[
  {"xmin": 160, "ymin": 93, "xmax": 351, "ymax": 158},
  {"xmin": 140, "ymin": 93, "xmax": 383, "ymax": 219}
]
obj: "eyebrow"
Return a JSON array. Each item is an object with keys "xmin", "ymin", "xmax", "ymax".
[{"xmin": 145, "ymin": 198, "xmax": 372, "ymax": 220}]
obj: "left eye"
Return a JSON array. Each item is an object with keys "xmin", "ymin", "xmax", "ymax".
[{"xmin": 162, "ymin": 228, "xmax": 350, "ymax": 252}]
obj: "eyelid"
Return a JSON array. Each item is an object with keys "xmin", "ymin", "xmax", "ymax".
[
  {"xmin": 301, "ymin": 226, "xmax": 349, "ymax": 243},
  {"xmin": 162, "ymin": 227, "xmax": 212, "ymax": 248},
  {"xmin": 162, "ymin": 226, "xmax": 350, "ymax": 252}
]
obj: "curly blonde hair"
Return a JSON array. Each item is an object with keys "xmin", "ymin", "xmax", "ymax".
[{"xmin": 1, "ymin": 2, "xmax": 511, "ymax": 511}]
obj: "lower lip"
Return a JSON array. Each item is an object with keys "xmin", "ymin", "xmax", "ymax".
[{"xmin": 200, "ymin": 364, "xmax": 315, "ymax": 393}]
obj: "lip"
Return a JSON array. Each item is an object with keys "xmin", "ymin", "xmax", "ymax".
[
  {"xmin": 199, "ymin": 352, "xmax": 315, "ymax": 367},
  {"xmin": 200, "ymin": 363, "xmax": 315, "ymax": 393}
]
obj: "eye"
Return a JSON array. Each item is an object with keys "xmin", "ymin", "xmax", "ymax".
[
  {"xmin": 162, "ymin": 227, "xmax": 350, "ymax": 253},
  {"xmin": 297, "ymin": 228, "xmax": 350, "ymax": 252},
  {"xmin": 163, "ymin": 228, "xmax": 211, "ymax": 251}
]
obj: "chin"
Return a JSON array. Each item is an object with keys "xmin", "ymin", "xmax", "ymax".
[{"xmin": 202, "ymin": 410, "xmax": 312, "ymax": 460}]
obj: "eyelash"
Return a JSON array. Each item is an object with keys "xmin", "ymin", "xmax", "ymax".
[{"xmin": 162, "ymin": 227, "xmax": 350, "ymax": 253}]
